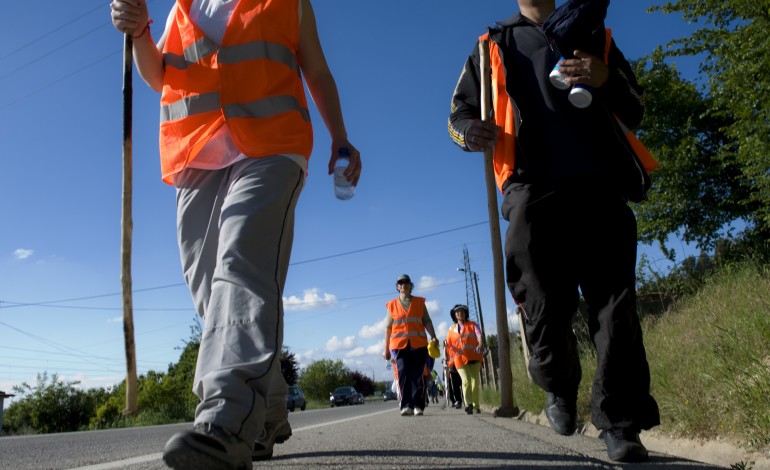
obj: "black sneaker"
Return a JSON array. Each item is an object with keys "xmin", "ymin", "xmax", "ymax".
[
  {"xmin": 545, "ymin": 392, "xmax": 577, "ymax": 436},
  {"xmin": 163, "ymin": 423, "xmax": 252, "ymax": 470},
  {"xmin": 464, "ymin": 405, "xmax": 473, "ymax": 415},
  {"xmin": 602, "ymin": 427, "xmax": 649, "ymax": 462}
]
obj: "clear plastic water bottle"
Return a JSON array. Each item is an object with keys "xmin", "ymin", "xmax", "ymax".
[{"xmin": 333, "ymin": 147, "xmax": 355, "ymax": 200}]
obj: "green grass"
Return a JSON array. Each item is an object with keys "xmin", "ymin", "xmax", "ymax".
[{"xmin": 482, "ymin": 262, "xmax": 770, "ymax": 452}]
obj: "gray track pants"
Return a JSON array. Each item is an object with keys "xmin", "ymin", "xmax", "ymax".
[{"xmin": 174, "ymin": 156, "xmax": 304, "ymax": 443}]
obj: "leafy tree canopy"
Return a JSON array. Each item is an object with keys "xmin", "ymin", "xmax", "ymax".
[
  {"xmin": 298, "ymin": 359, "xmax": 350, "ymax": 401},
  {"xmin": 636, "ymin": 1, "xmax": 770, "ymax": 250}
]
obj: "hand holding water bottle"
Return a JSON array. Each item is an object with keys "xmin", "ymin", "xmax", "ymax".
[{"xmin": 328, "ymin": 142, "xmax": 361, "ymax": 200}]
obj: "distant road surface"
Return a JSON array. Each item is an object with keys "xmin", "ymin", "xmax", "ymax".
[{"xmin": 0, "ymin": 400, "xmax": 723, "ymax": 469}]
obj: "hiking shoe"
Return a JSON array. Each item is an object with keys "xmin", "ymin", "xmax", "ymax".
[
  {"xmin": 602, "ymin": 427, "xmax": 649, "ymax": 462},
  {"xmin": 464, "ymin": 405, "xmax": 473, "ymax": 415},
  {"xmin": 474, "ymin": 408, "xmax": 481, "ymax": 414},
  {"xmin": 400, "ymin": 407, "xmax": 413, "ymax": 416},
  {"xmin": 545, "ymin": 392, "xmax": 577, "ymax": 436},
  {"xmin": 252, "ymin": 419, "xmax": 292, "ymax": 461},
  {"xmin": 414, "ymin": 408, "xmax": 424, "ymax": 416},
  {"xmin": 163, "ymin": 423, "xmax": 252, "ymax": 470}
]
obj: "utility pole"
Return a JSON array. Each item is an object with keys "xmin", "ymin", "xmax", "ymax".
[
  {"xmin": 458, "ymin": 246, "xmax": 496, "ymax": 390},
  {"xmin": 479, "ymin": 40, "xmax": 516, "ymax": 417}
]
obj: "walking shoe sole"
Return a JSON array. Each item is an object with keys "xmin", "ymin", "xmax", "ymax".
[
  {"xmin": 163, "ymin": 431, "xmax": 251, "ymax": 470},
  {"xmin": 252, "ymin": 421, "xmax": 292, "ymax": 461}
]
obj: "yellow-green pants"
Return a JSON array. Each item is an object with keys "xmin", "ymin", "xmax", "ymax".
[{"xmin": 457, "ymin": 362, "xmax": 481, "ymax": 409}]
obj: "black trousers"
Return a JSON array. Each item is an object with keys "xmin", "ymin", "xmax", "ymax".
[
  {"xmin": 395, "ymin": 346, "xmax": 427, "ymax": 411},
  {"xmin": 501, "ymin": 182, "xmax": 660, "ymax": 431}
]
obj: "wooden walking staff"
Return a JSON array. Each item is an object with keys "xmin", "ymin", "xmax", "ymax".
[
  {"xmin": 478, "ymin": 39, "xmax": 517, "ymax": 417},
  {"xmin": 121, "ymin": 32, "xmax": 138, "ymax": 416}
]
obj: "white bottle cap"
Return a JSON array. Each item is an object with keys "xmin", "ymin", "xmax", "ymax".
[
  {"xmin": 549, "ymin": 67, "xmax": 570, "ymax": 90},
  {"xmin": 569, "ymin": 86, "xmax": 593, "ymax": 108}
]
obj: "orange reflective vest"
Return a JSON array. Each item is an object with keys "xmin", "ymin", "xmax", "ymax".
[
  {"xmin": 446, "ymin": 321, "xmax": 483, "ymax": 369},
  {"xmin": 387, "ymin": 296, "xmax": 428, "ymax": 350},
  {"xmin": 159, "ymin": 0, "xmax": 313, "ymax": 184},
  {"xmin": 481, "ymin": 29, "xmax": 658, "ymax": 192}
]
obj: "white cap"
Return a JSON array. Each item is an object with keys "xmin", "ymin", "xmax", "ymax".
[
  {"xmin": 569, "ymin": 86, "xmax": 593, "ymax": 108},
  {"xmin": 549, "ymin": 68, "xmax": 570, "ymax": 90}
]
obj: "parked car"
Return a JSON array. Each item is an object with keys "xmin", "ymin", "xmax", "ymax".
[
  {"xmin": 286, "ymin": 386, "xmax": 306, "ymax": 412},
  {"xmin": 329, "ymin": 386, "xmax": 360, "ymax": 407},
  {"xmin": 383, "ymin": 390, "xmax": 397, "ymax": 402},
  {"xmin": 351, "ymin": 392, "xmax": 365, "ymax": 405}
]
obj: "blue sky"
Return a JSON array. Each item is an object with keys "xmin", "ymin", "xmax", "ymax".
[{"xmin": 0, "ymin": 1, "xmax": 702, "ymax": 401}]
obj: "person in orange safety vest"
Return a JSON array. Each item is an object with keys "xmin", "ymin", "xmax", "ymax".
[
  {"xmin": 110, "ymin": 1, "xmax": 361, "ymax": 468},
  {"xmin": 445, "ymin": 304, "xmax": 484, "ymax": 415},
  {"xmin": 383, "ymin": 274, "xmax": 437, "ymax": 417}
]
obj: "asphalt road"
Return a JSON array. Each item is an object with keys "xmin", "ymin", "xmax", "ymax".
[{"xmin": 0, "ymin": 401, "xmax": 725, "ymax": 469}]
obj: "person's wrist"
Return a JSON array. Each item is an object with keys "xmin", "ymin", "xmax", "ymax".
[{"xmin": 132, "ymin": 18, "xmax": 153, "ymax": 39}]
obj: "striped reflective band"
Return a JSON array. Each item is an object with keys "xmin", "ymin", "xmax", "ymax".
[
  {"xmin": 218, "ymin": 41, "xmax": 297, "ymax": 70},
  {"xmin": 164, "ymin": 40, "xmax": 298, "ymax": 71},
  {"xmin": 224, "ymin": 95, "xmax": 310, "ymax": 122},
  {"xmin": 392, "ymin": 317, "xmax": 423, "ymax": 325},
  {"xmin": 161, "ymin": 93, "xmax": 310, "ymax": 123},
  {"xmin": 163, "ymin": 37, "xmax": 219, "ymax": 70},
  {"xmin": 390, "ymin": 331, "xmax": 428, "ymax": 338},
  {"xmin": 161, "ymin": 92, "xmax": 220, "ymax": 122}
]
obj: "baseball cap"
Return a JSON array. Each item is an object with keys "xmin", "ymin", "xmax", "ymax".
[{"xmin": 396, "ymin": 274, "xmax": 412, "ymax": 284}]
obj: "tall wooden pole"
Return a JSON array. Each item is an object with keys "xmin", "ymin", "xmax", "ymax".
[
  {"xmin": 121, "ymin": 32, "xmax": 138, "ymax": 416},
  {"xmin": 479, "ymin": 39, "xmax": 517, "ymax": 417}
]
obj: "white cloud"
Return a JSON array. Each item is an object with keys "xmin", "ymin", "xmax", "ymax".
[
  {"xmin": 12, "ymin": 249, "xmax": 34, "ymax": 260},
  {"xmin": 107, "ymin": 316, "xmax": 123, "ymax": 323},
  {"xmin": 346, "ymin": 347, "xmax": 366, "ymax": 358},
  {"xmin": 417, "ymin": 275, "xmax": 443, "ymax": 290},
  {"xmin": 425, "ymin": 299, "xmax": 441, "ymax": 316},
  {"xmin": 358, "ymin": 317, "xmax": 387, "ymax": 339},
  {"xmin": 366, "ymin": 343, "xmax": 382, "ymax": 355},
  {"xmin": 283, "ymin": 288, "xmax": 337, "ymax": 311},
  {"xmin": 325, "ymin": 335, "xmax": 357, "ymax": 352},
  {"xmin": 508, "ymin": 307, "xmax": 520, "ymax": 334},
  {"xmin": 435, "ymin": 320, "xmax": 449, "ymax": 339}
]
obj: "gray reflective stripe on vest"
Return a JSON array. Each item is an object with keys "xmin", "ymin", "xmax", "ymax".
[
  {"xmin": 392, "ymin": 317, "xmax": 423, "ymax": 326},
  {"xmin": 163, "ymin": 37, "xmax": 219, "ymax": 70},
  {"xmin": 218, "ymin": 41, "xmax": 297, "ymax": 70},
  {"xmin": 390, "ymin": 331, "xmax": 428, "ymax": 339},
  {"xmin": 161, "ymin": 93, "xmax": 310, "ymax": 123},
  {"xmin": 161, "ymin": 92, "xmax": 221, "ymax": 122},
  {"xmin": 224, "ymin": 95, "xmax": 310, "ymax": 122}
]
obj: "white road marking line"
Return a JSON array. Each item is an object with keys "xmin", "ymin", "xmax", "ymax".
[
  {"xmin": 71, "ymin": 453, "xmax": 163, "ymax": 469},
  {"xmin": 70, "ymin": 408, "xmax": 396, "ymax": 469}
]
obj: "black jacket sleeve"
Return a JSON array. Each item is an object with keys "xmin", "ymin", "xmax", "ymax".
[
  {"xmin": 600, "ymin": 38, "xmax": 645, "ymax": 130},
  {"xmin": 448, "ymin": 44, "xmax": 483, "ymax": 152}
]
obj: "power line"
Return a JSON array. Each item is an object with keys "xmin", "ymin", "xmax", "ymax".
[
  {"xmin": 291, "ymin": 220, "xmax": 489, "ymax": 266},
  {"xmin": 0, "ymin": 2, "xmax": 106, "ymax": 62},
  {"xmin": 0, "ymin": 220, "xmax": 491, "ymax": 310},
  {"xmin": 0, "ymin": 23, "xmax": 109, "ymax": 81},
  {"xmin": 0, "ymin": 321, "xmax": 123, "ymax": 374},
  {"xmin": 0, "ymin": 50, "xmax": 118, "ymax": 111}
]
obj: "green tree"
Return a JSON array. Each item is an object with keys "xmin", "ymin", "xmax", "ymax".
[
  {"xmin": 4, "ymin": 373, "xmax": 102, "ymax": 434},
  {"xmin": 92, "ymin": 321, "xmax": 200, "ymax": 429},
  {"xmin": 638, "ymin": 1, "xmax": 770, "ymax": 248},
  {"xmin": 298, "ymin": 359, "xmax": 350, "ymax": 401},
  {"xmin": 348, "ymin": 370, "xmax": 375, "ymax": 396},
  {"xmin": 280, "ymin": 346, "xmax": 300, "ymax": 386}
]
